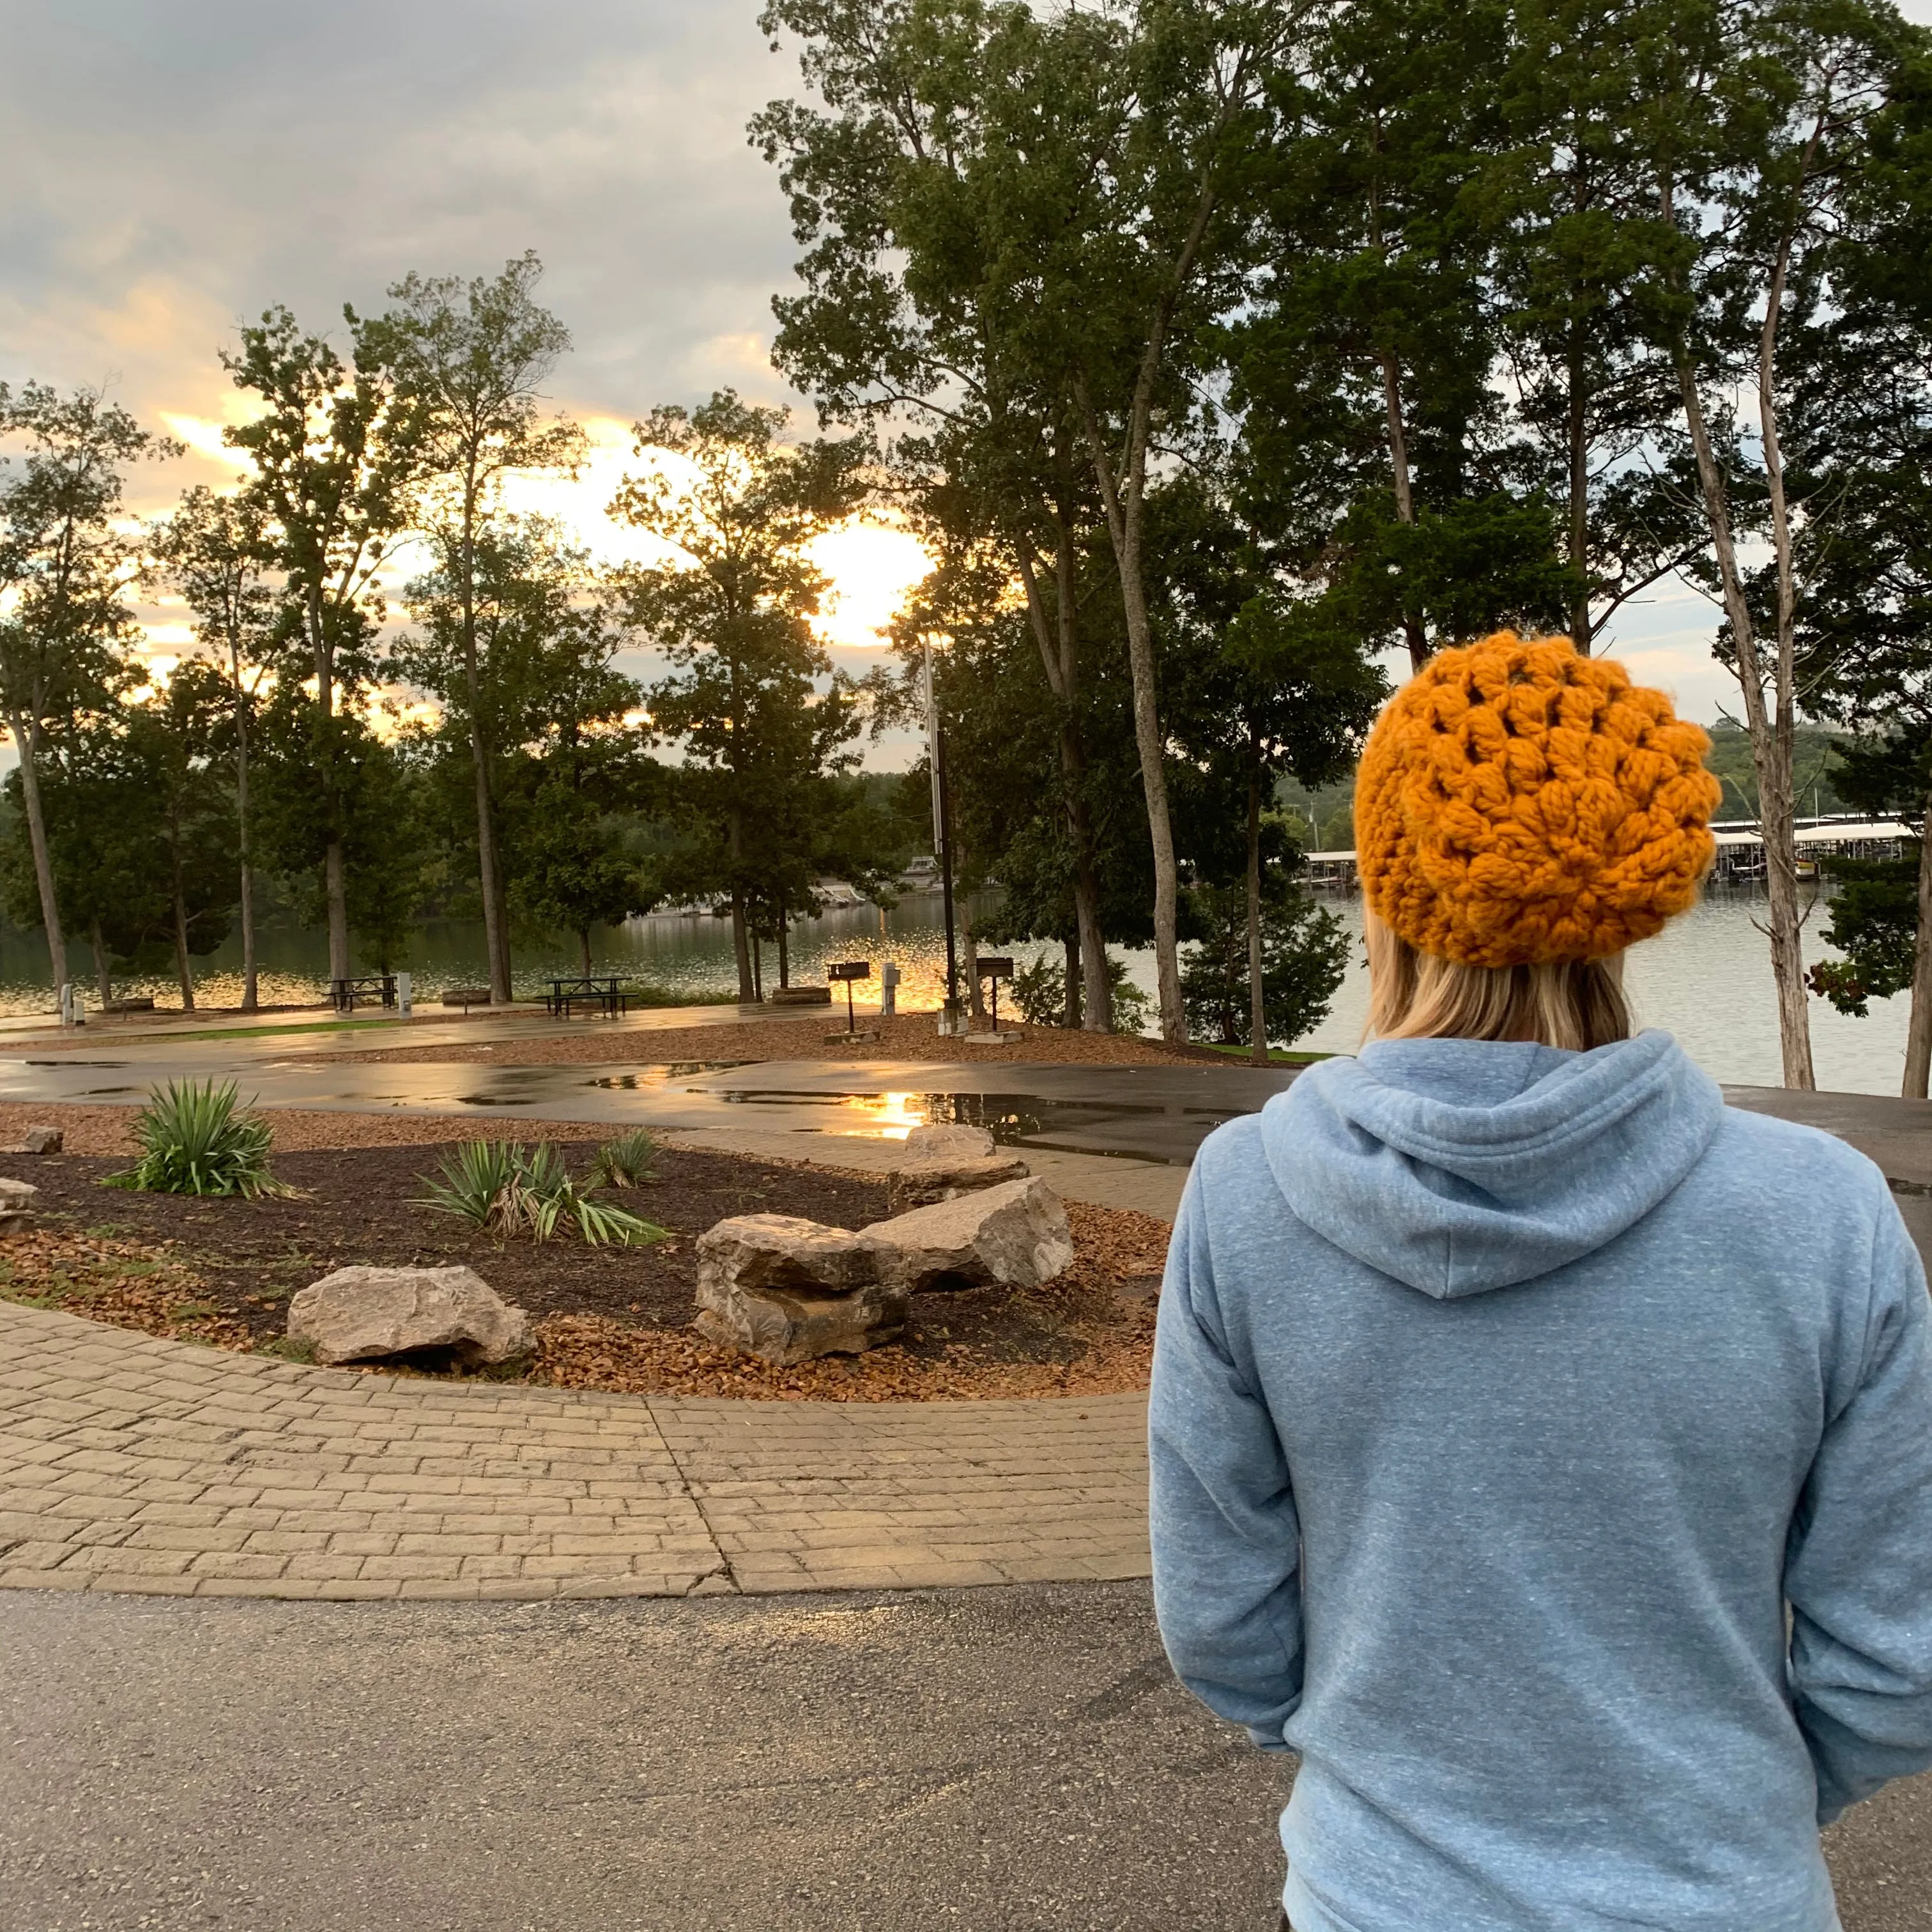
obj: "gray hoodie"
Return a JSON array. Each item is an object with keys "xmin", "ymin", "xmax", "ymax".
[{"xmin": 1149, "ymin": 1031, "xmax": 1932, "ymax": 1932}]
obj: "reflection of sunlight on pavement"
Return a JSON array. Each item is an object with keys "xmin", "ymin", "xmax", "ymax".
[{"xmin": 835, "ymin": 1092, "xmax": 922, "ymax": 1139}]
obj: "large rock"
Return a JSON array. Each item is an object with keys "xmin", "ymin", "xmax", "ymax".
[
  {"xmin": 694, "ymin": 1213, "xmax": 907, "ymax": 1365},
  {"xmin": 902, "ymin": 1123, "xmax": 999, "ymax": 1161},
  {"xmin": 288, "ymin": 1264, "xmax": 532, "ymax": 1367},
  {"xmin": 4, "ymin": 1125, "xmax": 63, "ymax": 1154},
  {"xmin": 0, "ymin": 1176, "xmax": 37, "ymax": 1237},
  {"xmin": 864, "ymin": 1176, "xmax": 1074, "ymax": 1294},
  {"xmin": 887, "ymin": 1151, "xmax": 1029, "ymax": 1216}
]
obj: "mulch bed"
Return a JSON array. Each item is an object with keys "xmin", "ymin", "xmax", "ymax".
[
  {"xmin": 0, "ymin": 1140, "xmax": 1170, "ymax": 1402},
  {"xmin": 312, "ymin": 1009, "xmax": 1228, "ymax": 1069}
]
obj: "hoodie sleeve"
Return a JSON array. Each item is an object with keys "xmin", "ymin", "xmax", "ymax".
[
  {"xmin": 1785, "ymin": 1198, "xmax": 1932, "ymax": 1825},
  {"xmin": 1149, "ymin": 1162, "xmax": 1304, "ymax": 1752}
]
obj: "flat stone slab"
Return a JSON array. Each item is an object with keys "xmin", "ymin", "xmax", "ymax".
[
  {"xmin": 886, "ymin": 1153, "xmax": 1029, "ymax": 1215},
  {"xmin": 0, "ymin": 1298, "xmax": 1150, "ymax": 1602},
  {"xmin": 865, "ymin": 1176, "xmax": 1075, "ymax": 1293}
]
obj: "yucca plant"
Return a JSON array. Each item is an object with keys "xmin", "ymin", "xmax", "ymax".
[
  {"xmin": 104, "ymin": 1080, "xmax": 293, "ymax": 1199},
  {"xmin": 417, "ymin": 1139, "xmax": 666, "ymax": 1248},
  {"xmin": 589, "ymin": 1128, "xmax": 657, "ymax": 1190}
]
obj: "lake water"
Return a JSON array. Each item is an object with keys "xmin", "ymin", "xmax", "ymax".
[{"xmin": 0, "ymin": 884, "xmax": 1913, "ymax": 1096}]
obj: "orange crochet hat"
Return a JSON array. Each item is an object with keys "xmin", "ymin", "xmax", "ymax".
[{"xmin": 1354, "ymin": 632, "xmax": 1720, "ymax": 967}]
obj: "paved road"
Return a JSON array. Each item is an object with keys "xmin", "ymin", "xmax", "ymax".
[{"xmin": 3, "ymin": 1583, "xmax": 1926, "ymax": 1932}]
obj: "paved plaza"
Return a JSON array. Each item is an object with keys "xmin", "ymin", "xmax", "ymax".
[
  {"xmin": 4, "ymin": 1032, "xmax": 1931, "ymax": 1928},
  {"xmin": 0, "ymin": 1300, "xmax": 1150, "ymax": 1602}
]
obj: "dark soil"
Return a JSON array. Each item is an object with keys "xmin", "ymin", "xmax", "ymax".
[{"xmin": 1, "ymin": 1140, "xmax": 1139, "ymax": 1373}]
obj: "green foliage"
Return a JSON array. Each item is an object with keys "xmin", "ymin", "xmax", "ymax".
[
  {"xmin": 417, "ymin": 1140, "xmax": 666, "ymax": 1247},
  {"xmin": 1702, "ymin": 721, "xmax": 1848, "ymax": 820},
  {"xmin": 103, "ymin": 1081, "xmax": 291, "ymax": 1199},
  {"xmin": 1179, "ymin": 882, "xmax": 1351, "ymax": 1050},
  {"xmin": 1012, "ymin": 951, "xmax": 1151, "ymax": 1034},
  {"xmin": 511, "ymin": 778, "xmax": 658, "ymax": 973},
  {"xmin": 589, "ymin": 1129, "xmax": 658, "ymax": 1190},
  {"xmin": 1811, "ymin": 852, "xmax": 1922, "ymax": 1017},
  {"xmin": 615, "ymin": 390, "xmax": 868, "ymax": 997}
]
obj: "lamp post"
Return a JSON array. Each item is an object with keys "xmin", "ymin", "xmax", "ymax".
[{"xmin": 923, "ymin": 636, "xmax": 963, "ymax": 1035}]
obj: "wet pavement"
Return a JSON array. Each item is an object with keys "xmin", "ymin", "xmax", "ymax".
[{"xmin": 0, "ymin": 1049, "xmax": 1296, "ymax": 1168}]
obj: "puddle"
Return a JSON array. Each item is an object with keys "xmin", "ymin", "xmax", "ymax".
[
  {"xmin": 22, "ymin": 1060, "xmax": 128, "ymax": 1069},
  {"xmin": 82, "ymin": 1085, "xmax": 138, "ymax": 1096},
  {"xmin": 587, "ymin": 1062, "xmax": 750, "ymax": 1088},
  {"xmin": 456, "ymin": 1095, "xmax": 537, "ymax": 1107},
  {"xmin": 716, "ymin": 1089, "xmax": 1177, "ymax": 1162}
]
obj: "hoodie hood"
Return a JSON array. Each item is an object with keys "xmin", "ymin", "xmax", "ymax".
[{"xmin": 1263, "ymin": 1031, "xmax": 1724, "ymax": 1298}]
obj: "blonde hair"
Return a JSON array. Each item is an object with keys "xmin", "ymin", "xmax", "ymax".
[{"xmin": 1364, "ymin": 907, "xmax": 1632, "ymax": 1053}]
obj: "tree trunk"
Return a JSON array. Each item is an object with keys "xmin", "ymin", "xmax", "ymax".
[
  {"xmin": 9, "ymin": 714, "xmax": 66, "ymax": 1000},
  {"xmin": 777, "ymin": 897, "xmax": 790, "ymax": 990},
  {"xmin": 1671, "ymin": 349, "xmax": 1814, "ymax": 1089},
  {"xmin": 726, "ymin": 808, "xmax": 755, "ymax": 1000},
  {"xmin": 307, "ymin": 586, "xmax": 351, "ymax": 986},
  {"xmin": 1247, "ymin": 769, "xmax": 1268, "ymax": 1066},
  {"xmin": 579, "ymin": 928, "xmax": 593, "ymax": 977},
  {"xmin": 234, "ymin": 675, "xmax": 257, "ymax": 1014},
  {"xmin": 456, "ymin": 471, "xmax": 513, "ymax": 1006},
  {"xmin": 1079, "ymin": 411, "xmax": 1184, "ymax": 1043},
  {"xmin": 471, "ymin": 732, "xmax": 510, "ymax": 1005},
  {"xmin": 324, "ymin": 839, "xmax": 350, "ymax": 986},
  {"xmin": 1904, "ymin": 791, "xmax": 1932, "ymax": 1101},
  {"xmin": 753, "ymin": 930, "xmax": 763, "ymax": 1003},
  {"xmin": 91, "ymin": 921, "xmax": 111, "ymax": 1008},
  {"xmin": 1379, "ymin": 351, "xmax": 1430, "ymax": 672},
  {"xmin": 1567, "ymin": 320, "xmax": 1593, "ymax": 653},
  {"xmin": 1063, "ymin": 935, "xmax": 1082, "ymax": 1029},
  {"xmin": 170, "ymin": 831, "xmax": 195, "ymax": 1013},
  {"xmin": 1015, "ymin": 526, "xmax": 1112, "ymax": 1031}
]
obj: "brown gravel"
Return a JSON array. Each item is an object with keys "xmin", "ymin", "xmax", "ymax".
[
  {"xmin": 0, "ymin": 1142, "xmax": 1170, "ymax": 1402},
  {"xmin": 313, "ymin": 1008, "xmax": 1218, "ymax": 1068}
]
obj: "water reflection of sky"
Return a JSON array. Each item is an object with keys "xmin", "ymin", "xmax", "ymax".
[{"xmin": 0, "ymin": 882, "xmax": 1916, "ymax": 1096}]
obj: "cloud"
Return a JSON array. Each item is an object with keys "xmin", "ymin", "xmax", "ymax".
[
  {"xmin": 18, "ymin": 1, "xmax": 1928, "ymax": 731},
  {"xmin": 0, "ymin": 1, "xmax": 807, "ymax": 510}
]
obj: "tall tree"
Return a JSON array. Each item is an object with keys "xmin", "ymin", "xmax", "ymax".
[
  {"xmin": 0, "ymin": 384, "xmax": 167, "ymax": 998},
  {"xmin": 224, "ymin": 307, "xmax": 418, "ymax": 990},
  {"xmin": 155, "ymin": 487, "xmax": 279, "ymax": 1011},
  {"xmin": 1643, "ymin": 0, "xmax": 1915, "ymax": 1090},
  {"xmin": 362, "ymin": 252, "xmax": 585, "ymax": 1005},
  {"xmin": 1488, "ymin": 0, "xmax": 1709, "ymax": 652},
  {"xmin": 1786, "ymin": 33, "xmax": 1932, "ymax": 1092},
  {"xmin": 756, "ymin": 0, "xmax": 1293, "ymax": 1041},
  {"xmin": 1229, "ymin": 0, "xmax": 1584, "ymax": 689},
  {"xmin": 1154, "ymin": 471, "xmax": 1385, "ymax": 1062},
  {"xmin": 755, "ymin": 1, "xmax": 1115, "ymax": 1028},
  {"xmin": 121, "ymin": 661, "xmax": 240, "ymax": 1011},
  {"xmin": 615, "ymin": 392, "xmax": 864, "ymax": 1002},
  {"xmin": 397, "ymin": 514, "xmax": 645, "ymax": 940}
]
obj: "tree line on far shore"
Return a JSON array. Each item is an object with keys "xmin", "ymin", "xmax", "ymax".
[
  {"xmin": 0, "ymin": 263, "xmax": 927, "ymax": 1015},
  {"xmin": 8, "ymin": 0, "xmax": 1932, "ymax": 1084}
]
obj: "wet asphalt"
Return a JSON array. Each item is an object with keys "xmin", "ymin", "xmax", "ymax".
[{"xmin": 3, "ymin": 1583, "xmax": 1927, "ymax": 1932}]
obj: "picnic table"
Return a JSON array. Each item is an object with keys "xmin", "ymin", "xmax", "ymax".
[
  {"xmin": 545, "ymin": 976, "xmax": 631, "ymax": 1019},
  {"xmin": 331, "ymin": 974, "xmax": 397, "ymax": 1013}
]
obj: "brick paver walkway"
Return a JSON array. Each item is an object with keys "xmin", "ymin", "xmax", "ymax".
[{"xmin": 0, "ymin": 1301, "xmax": 1150, "ymax": 1602}]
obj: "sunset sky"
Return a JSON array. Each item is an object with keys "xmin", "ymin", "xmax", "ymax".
[{"xmin": 6, "ymin": 0, "xmax": 1930, "ymax": 749}]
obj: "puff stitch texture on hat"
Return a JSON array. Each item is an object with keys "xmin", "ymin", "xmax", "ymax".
[{"xmin": 1354, "ymin": 631, "xmax": 1721, "ymax": 967}]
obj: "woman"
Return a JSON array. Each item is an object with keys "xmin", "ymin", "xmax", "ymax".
[{"xmin": 1149, "ymin": 632, "xmax": 1932, "ymax": 1932}]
